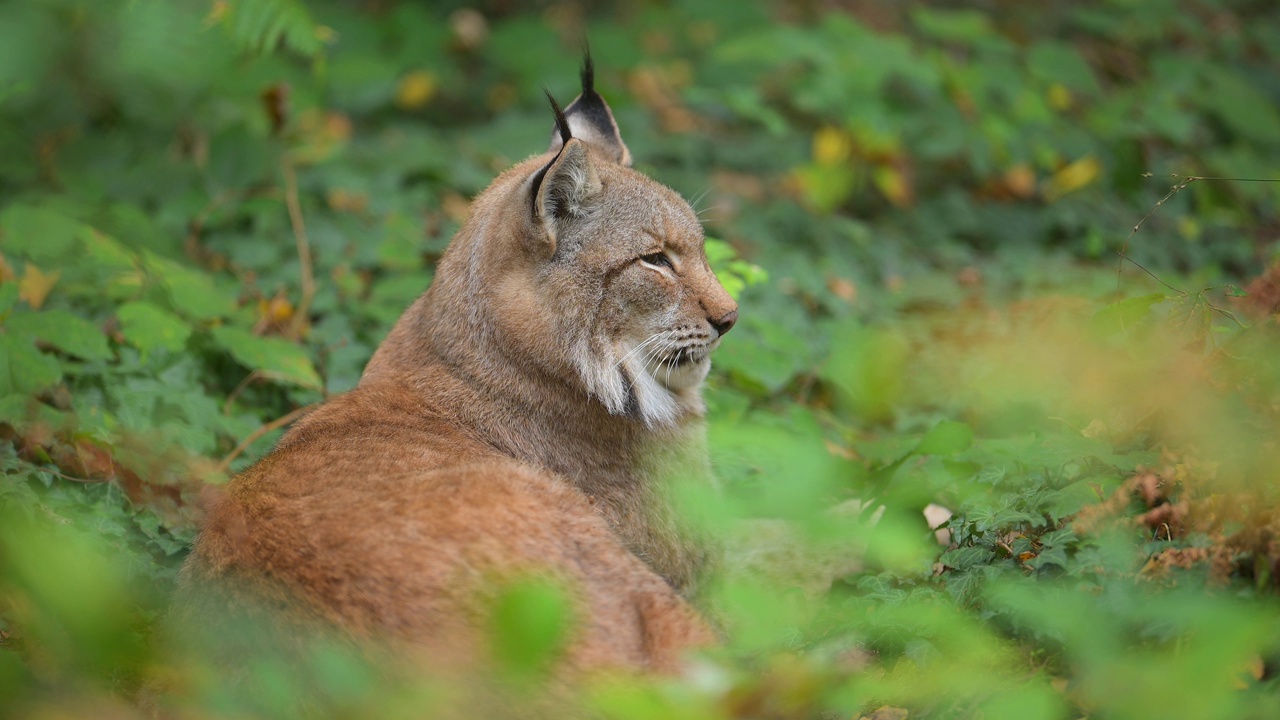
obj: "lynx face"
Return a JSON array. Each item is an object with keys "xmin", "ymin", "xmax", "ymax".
[
  {"xmin": 557, "ymin": 171, "xmax": 737, "ymax": 428},
  {"xmin": 471, "ymin": 67, "xmax": 738, "ymax": 428},
  {"xmin": 509, "ymin": 83, "xmax": 737, "ymax": 425}
]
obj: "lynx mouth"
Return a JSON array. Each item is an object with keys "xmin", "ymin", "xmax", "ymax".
[
  {"xmin": 659, "ymin": 346, "xmax": 708, "ymax": 368},
  {"xmin": 645, "ymin": 341, "xmax": 713, "ymax": 392}
]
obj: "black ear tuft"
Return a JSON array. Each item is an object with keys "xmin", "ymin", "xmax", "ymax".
[
  {"xmin": 532, "ymin": 90, "xmax": 572, "ymax": 216},
  {"xmin": 546, "ymin": 50, "xmax": 633, "ymax": 167},
  {"xmin": 580, "ymin": 43, "xmax": 595, "ymax": 97},
  {"xmin": 544, "ymin": 88, "xmax": 572, "ymax": 146}
]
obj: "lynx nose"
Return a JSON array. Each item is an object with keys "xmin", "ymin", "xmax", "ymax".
[{"xmin": 710, "ymin": 309, "xmax": 738, "ymax": 337}]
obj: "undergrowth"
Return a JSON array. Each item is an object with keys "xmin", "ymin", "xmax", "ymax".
[{"xmin": 2, "ymin": 1, "xmax": 1279, "ymax": 718}]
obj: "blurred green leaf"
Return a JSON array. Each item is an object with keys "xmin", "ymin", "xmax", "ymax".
[
  {"xmin": 4, "ymin": 309, "xmax": 111, "ymax": 361},
  {"xmin": 143, "ymin": 253, "xmax": 238, "ymax": 321},
  {"xmin": 490, "ymin": 577, "xmax": 571, "ymax": 678},
  {"xmin": 917, "ymin": 421, "xmax": 973, "ymax": 456},
  {"xmin": 0, "ymin": 205, "xmax": 81, "ymax": 263},
  {"xmin": 210, "ymin": 326, "xmax": 322, "ymax": 389},
  {"xmin": 1090, "ymin": 293, "xmax": 1166, "ymax": 337},
  {"xmin": 117, "ymin": 301, "xmax": 192, "ymax": 354},
  {"xmin": 0, "ymin": 334, "xmax": 61, "ymax": 395}
]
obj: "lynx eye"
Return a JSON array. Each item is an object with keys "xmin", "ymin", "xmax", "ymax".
[{"xmin": 639, "ymin": 252, "xmax": 674, "ymax": 270}]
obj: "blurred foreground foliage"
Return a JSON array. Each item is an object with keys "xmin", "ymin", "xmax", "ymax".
[{"xmin": 2, "ymin": 0, "xmax": 1280, "ymax": 718}]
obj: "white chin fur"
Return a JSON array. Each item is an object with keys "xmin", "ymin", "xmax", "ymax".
[{"xmin": 572, "ymin": 338, "xmax": 701, "ymax": 427}]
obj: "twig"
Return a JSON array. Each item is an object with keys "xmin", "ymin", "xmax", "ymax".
[
  {"xmin": 1116, "ymin": 175, "xmax": 1196, "ymax": 288},
  {"xmin": 1117, "ymin": 173, "xmax": 1280, "ymax": 289},
  {"xmin": 1115, "ymin": 173, "xmax": 1280, "ymax": 334},
  {"xmin": 216, "ymin": 404, "xmax": 317, "ymax": 475},
  {"xmin": 1120, "ymin": 255, "xmax": 1186, "ymax": 295},
  {"xmin": 280, "ymin": 157, "xmax": 315, "ymax": 341},
  {"xmin": 222, "ymin": 369, "xmax": 293, "ymax": 415},
  {"xmin": 34, "ymin": 465, "xmax": 101, "ymax": 484}
]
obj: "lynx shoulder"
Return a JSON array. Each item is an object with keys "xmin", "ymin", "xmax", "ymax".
[{"xmin": 177, "ymin": 54, "xmax": 738, "ymax": 680}]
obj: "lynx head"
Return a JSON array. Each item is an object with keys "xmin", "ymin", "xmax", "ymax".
[
  {"xmin": 385, "ymin": 55, "xmax": 738, "ymax": 429},
  {"xmin": 523, "ymin": 59, "xmax": 737, "ymax": 427}
]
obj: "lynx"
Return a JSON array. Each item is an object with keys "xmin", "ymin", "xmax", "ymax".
[{"xmin": 177, "ymin": 56, "xmax": 738, "ymax": 682}]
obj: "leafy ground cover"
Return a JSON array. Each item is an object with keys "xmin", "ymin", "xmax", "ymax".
[{"xmin": 2, "ymin": 1, "xmax": 1280, "ymax": 717}]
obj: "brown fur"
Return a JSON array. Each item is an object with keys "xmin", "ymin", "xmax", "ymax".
[{"xmin": 176, "ymin": 75, "xmax": 738, "ymax": 687}]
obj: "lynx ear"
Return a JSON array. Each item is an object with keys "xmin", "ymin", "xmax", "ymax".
[
  {"xmin": 547, "ymin": 49, "xmax": 632, "ymax": 167},
  {"xmin": 531, "ymin": 93, "xmax": 600, "ymax": 249},
  {"xmin": 534, "ymin": 138, "xmax": 600, "ymax": 231}
]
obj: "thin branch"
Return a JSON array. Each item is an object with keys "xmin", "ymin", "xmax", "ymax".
[
  {"xmin": 1116, "ymin": 175, "xmax": 1196, "ymax": 287},
  {"xmin": 216, "ymin": 404, "xmax": 317, "ymax": 475},
  {"xmin": 222, "ymin": 369, "xmax": 294, "ymax": 415},
  {"xmin": 1119, "ymin": 255, "xmax": 1186, "ymax": 295},
  {"xmin": 1116, "ymin": 172, "xmax": 1280, "ymax": 307},
  {"xmin": 280, "ymin": 157, "xmax": 315, "ymax": 341},
  {"xmin": 34, "ymin": 465, "xmax": 101, "ymax": 484}
]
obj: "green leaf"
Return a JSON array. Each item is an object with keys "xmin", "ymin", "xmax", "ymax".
[
  {"xmin": 1197, "ymin": 68, "xmax": 1280, "ymax": 144},
  {"xmin": 0, "ymin": 334, "xmax": 61, "ymax": 395},
  {"xmin": 940, "ymin": 545, "xmax": 995, "ymax": 570},
  {"xmin": 142, "ymin": 252, "xmax": 237, "ymax": 320},
  {"xmin": 220, "ymin": 0, "xmax": 324, "ymax": 58},
  {"xmin": 117, "ymin": 301, "xmax": 192, "ymax": 354},
  {"xmin": 911, "ymin": 8, "xmax": 994, "ymax": 46},
  {"xmin": 376, "ymin": 212, "xmax": 424, "ymax": 271},
  {"xmin": 707, "ymin": 238, "xmax": 768, "ymax": 300},
  {"xmin": 210, "ymin": 326, "xmax": 322, "ymax": 389},
  {"xmin": 0, "ymin": 282, "xmax": 17, "ymax": 316},
  {"xmin": 4, "ymin": 309, "xmax": 112, "ymax": 361},
  {"xmin": 490, "ymin": 577, "xmax": 571, "ymax": 677},
  {"xmin": 0, "ymin": 204, "xmax": 82, "ymax": 263},
  {"xmin": 1027, "ymin": 42, "xmax": 1100, "ymax": 94},
  {"xmin": 918, "ymin": 421, "xmax": 974, "ymax": 456},
  {"xmin": 1090, "ymin": 293, "xmax": 1166, "ymax": 337}
]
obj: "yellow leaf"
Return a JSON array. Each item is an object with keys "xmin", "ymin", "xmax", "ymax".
[
  {"xmin": 395, "ymin": 70, "xmax": 437, "ymax": 110},
  {"xmin": 18, "ymin": 263, "xmax": 60, "ymax": 309},
  {"xmin": 1048, "ymin": 82, "xmax": 1073, "ymax": 111},
  {"xmin": 1045, "ymin": 156, "xmax": 1101, "ymax": 201},
  {"xmin": 812, "ymin": 125, "xmax": 852, "ymax": 166},
  {"xmin": 266, "ymin": 294, "xmax": 294, "ymax": 324},
  {"xmin": 0, "ymin": 253, "xmax": 14, "ymax": 283},
  {"xmin": 873, "ymin": 166, "xmax": 913, "ymax": 207},
  {"xmin": 203, "ymin": 0, "xmax": 228, "ymax": 27}
]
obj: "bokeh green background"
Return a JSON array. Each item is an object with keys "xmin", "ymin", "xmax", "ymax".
[{"xmin": 2, "ymin": 1, "xmax": 1280, "ymax": 717}]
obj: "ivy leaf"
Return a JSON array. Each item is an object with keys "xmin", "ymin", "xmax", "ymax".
[
  {"xmin": 4, "ymin": 309, "xmax": 112, "ymax": 361},
  {"xmin": 210, "ymin": 326, "xmax": 322, "ymax": 390},
  {"xmin": 940, "ymin": 546, "xmax": 995, "ymax": 570},
  {"xmin": 0, "ymin": 334, "xmax": 61, "ymax": 395},
  {"xmin": 117, "ymin": 301, "xmax": 192, "ymax": 354}
]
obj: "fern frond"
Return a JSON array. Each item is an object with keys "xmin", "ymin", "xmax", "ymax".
[{"xmin": 214, "ymin": 0, "xmax": 328, "ymax": 59}]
